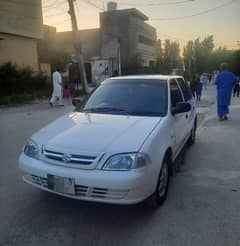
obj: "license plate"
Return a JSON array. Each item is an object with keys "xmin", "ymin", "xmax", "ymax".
[{"xmin": 47, "ymin": 175, "xmax": 75, "ymax": 195}]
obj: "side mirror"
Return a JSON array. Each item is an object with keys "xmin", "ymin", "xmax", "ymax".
[
  {"xmin": 172, "ymin": 102, "xmax": 191, "ymax": 115},
  {"xmin": 72, "ymin": 98, "xmax": 82, "ymax": 109}
]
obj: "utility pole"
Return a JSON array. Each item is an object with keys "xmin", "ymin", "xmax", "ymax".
[{"xmin": 67, "ymin": 0, "xmax": 89, "ymax": 93}]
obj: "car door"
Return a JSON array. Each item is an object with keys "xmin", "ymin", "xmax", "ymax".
[
  {"xmin": 170, "ymin": 79, "xmax": 187, "ymax": 158},
  {"xmin": 175, "ymin": 77, "xmax": 195, "ymax": 137}
]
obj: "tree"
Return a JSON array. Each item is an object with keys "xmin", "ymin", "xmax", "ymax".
[
  {"xmin": 231, "ymin": 50, "xmax": 240, "ymax": 75},
  {"xmin": 183, "ymin": 35, "xmax": 215, "ymax": 75},
  {"xmin": 201, "ymin": 35, "xmax": 215, "ymax": 71},
  {"xmin": 183, "ymin": 40, "xmax": 194, "ymax": 74},
  {"xmin": 169, "ymin": 41, "xmax": 180, "ymax": 68},
  {"xmin": 155, "ymin": 39, "xmax": 164, "ymax": 73},
  {"xmin": 209, "ymin": 47, "xmax": 234, "ymax": 72},
  {"xmin": 162, "ymin": 40, "xmax": 181, "ymax": 74}
]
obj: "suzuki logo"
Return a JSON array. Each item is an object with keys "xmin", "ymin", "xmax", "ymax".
[{"xmin": 62, "ymin": 153, "xmax": 72, "ymax": 163}]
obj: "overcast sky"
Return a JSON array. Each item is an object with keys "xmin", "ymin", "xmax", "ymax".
[{"xmin": 42, "ymin": 0, "xmax": 240, "ymax": 50}]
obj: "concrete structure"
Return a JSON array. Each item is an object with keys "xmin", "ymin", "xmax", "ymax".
[
  {"xmin": 56, "ymin": 28, "xmax": 101, "ymax": 60},
  {"xmin": 55, "ymin": 7, "xmax": 157, "ymax": 83},
  {"xmin": 38, "ymin": 25, "xmax": 57, "ymax": 77},
  {"xmin": 100, "ymin": 8, "xmax": 157, "ymax": 71},
  {"xmin": 0, "ymin": 0, "xmax": 43, "ymax": 71}
]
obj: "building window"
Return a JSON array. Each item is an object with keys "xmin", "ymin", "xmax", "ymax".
[{"xmin": 138, "ymin": 35, "xmax": 154, "ymax": 46}]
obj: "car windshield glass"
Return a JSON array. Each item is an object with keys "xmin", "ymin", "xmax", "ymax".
[{"xmin": 80, "ymin": 79, "xmax": 168, "ymax": 117}]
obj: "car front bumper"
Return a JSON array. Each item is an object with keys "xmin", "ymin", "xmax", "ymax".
[{"xmin": 19, "ymin": 153, "xmax": 155, "ymax": 205}]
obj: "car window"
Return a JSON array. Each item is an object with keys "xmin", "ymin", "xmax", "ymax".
[
  {"xmin": 176, "ymin": 78, "xmax": 192, "ymax": 101},
  {"xmin": 170, "ymin": 79, "xmax": 183, "ymax": 107},
  {"xmin": 81, "ymin": 79, "xmax": 168, "ymax": 117}
]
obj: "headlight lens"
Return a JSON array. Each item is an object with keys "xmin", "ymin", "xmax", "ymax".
[
  {"xmin": 103, "ymin": 153, "xmax": 150, "ymax": 171},
  {"xmin": 24, "ymin": 139, "xmax": 39, "ymax": 160}
]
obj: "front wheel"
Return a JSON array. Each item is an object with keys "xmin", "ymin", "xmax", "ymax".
[{"xmin": 145, "ymin": 158, "xmax": 170, "ymax": 207}]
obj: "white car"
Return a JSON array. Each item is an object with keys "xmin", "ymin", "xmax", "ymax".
[{"xmin": 19, "ymin": 75, "xmax": 197, "ymax": 206}]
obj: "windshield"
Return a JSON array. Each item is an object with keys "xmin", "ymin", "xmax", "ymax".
[{"xmin": 81, "ymin": 79, "xmax": 168, "ymax": 117}]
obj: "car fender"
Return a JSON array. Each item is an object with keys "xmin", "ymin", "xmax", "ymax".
[{"xmin": 139, "ymin": 117, "xmax": 173, "ymax": 194}]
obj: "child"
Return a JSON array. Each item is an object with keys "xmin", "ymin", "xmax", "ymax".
[
  {"xmin": 63, "ymin": 84, "xmax": 71, "ymax": 99},
  {"xmin": 63, "ymin": 84, "xmax": 71, "ymax": 106}
]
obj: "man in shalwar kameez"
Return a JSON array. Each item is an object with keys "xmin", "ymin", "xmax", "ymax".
[
  {"xmin": 49, "ymin": 68, "xmax": 64, "ymax": 107},
  {"xmin": 215, "ymin": 63, "xmax": 236, "ymax": 121}
]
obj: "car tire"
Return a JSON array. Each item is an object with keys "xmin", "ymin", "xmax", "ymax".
[
  {"xmin": 187, "ymin": 118, "xmax": 197, "ymax": 146},
  {"xmin": 145, "ymin": 156, "xmax": 170, "ymax": 208}
]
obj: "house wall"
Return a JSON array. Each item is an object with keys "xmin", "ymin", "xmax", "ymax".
[
  {"xmin": 0, "ymin": 0, "xmax": 43, "ymax": 71},
  {"xmin": 100, "ymin": 9, "xmax": 157, "ymax": 69},
  {"xmin": 56, "ymin": 29, "xmax": 101, "ymax": 60},
  {"xmin": 0, "ymin": 33, "xmax": 39, "ymax": 71},
  {"xmin": 0, "ymin": 0, "xmax": 43, "ymax": 39}
]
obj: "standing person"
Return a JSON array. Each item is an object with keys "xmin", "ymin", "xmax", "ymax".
[
  {"xmin": 63, "ymin": 84, "xmax": 72, "ymax": 106},
  {"xmin": 200, "ymin": 72, "xmax": 208, "ymax": 90},
  {"xmin": 196, "ymin": 75, "xmax": 203, "ymax": 101},
  {"xmin": 190, "ymin": 75, "xmax": 197, "ymax": 99},
  {"xmin": 63, "ymin": 84, "xmax": 71, "ymax": 99},
  {"xmin": 215, "ymin": 63, "xmax": 236, "ymax": 121},
  {"xmin": 49, "ymin": 68, "xmax": 64, "ymax": 107},
  {"xmin": 211, "ymin": 71, "xmax": 219, "ymax": 85},
  {"xmin": 233, "ymin": 77, "xmax": 240, "ymax": 97}
]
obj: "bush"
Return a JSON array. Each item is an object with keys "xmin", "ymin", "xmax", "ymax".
[
  {"xmin": 0, "ymin": 94, "xmax": 35, "ymax": 106},
  {"xmin": 0, "ymin": 62, "xmax": 50, "ymax": 96}
]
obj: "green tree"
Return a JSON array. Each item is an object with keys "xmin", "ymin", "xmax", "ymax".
[
  {"xmin": 231, "ymin": 49, "xmax": 240, "ymax": 75},
  {"xmin": 183, "ymin": 40, "xmax": 194, "ymax": 76},
  {"xmin": 183, "ymin": 35, "xmax": 215, "ymax": 74},
  {"xmin": 155, "ymin": 39, "xmax": 164, "ymax": 73},
  {"xmin": 209, "ymin": 47, "xmax": 234, "ymax": 71},
  {"xmin": 162, "ymin": 40, "xmax": 181, "ymax": 74},
  {"xmin": 169, "ymin": 41, "xmax": 180, "ymax": 68}
]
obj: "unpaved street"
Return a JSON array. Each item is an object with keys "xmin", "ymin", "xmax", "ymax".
[{"xmin": 1, "ymin": 86, "xmax": 240, "ymax": 246}]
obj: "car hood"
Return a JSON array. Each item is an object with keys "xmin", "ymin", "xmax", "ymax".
[{"xmin": 32, "ymin": 112, "xmax": 162, "ymax": 155}]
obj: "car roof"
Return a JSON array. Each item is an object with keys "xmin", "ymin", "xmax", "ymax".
[{"xmin": 107, "ymin": 75, "xmax": 183, "ymax": 81}]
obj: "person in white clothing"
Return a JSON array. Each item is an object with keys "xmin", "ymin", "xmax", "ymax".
[
  {"xmin": 49, "ymin": 69, "xmax": 64, "ymax": 106},
  {"xmin": 200, "ymin": 72, "xmax": 208, "ymax": 90}
]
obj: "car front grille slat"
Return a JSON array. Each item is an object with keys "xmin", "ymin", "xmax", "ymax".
[
  {"xmin": 44, "ymin": 155, "xmax": 62, "ymax": 162},
  {"xmin": 71, "ymin": 154, "xmax": 96, "ymax": 160},
  {"xmin": 70, "ymin": 159, "xmax": 92, "ymax": 165},
  {"xmin": 43, "ymin": 149, "xmax": 97, "ymax": 166},
  {"xmin": 26, "ymin": 174, "xmax": 48, "ymax": 188},
  {"xmin": 25, "ymin": 174, "xmax": 128, "ymax": 200}
]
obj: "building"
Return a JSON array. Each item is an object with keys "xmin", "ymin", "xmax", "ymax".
[
  {"xmin": 0, "ymin": 0, "xmax": 43, "ymax": 71},
  {"xmin": 38, "ymin": 25, "xmax": 57, "ymax": 76},
  {"xmin": 100, "ymin": 7, "xmax": 157, "ymax": 72},
  {"xmin": 54, "ymin": 5, "xmax": 157, "ymax": 83},
  {"xmin": 56, "ymin": 28, "xmax": 101, "ymax": 61}
]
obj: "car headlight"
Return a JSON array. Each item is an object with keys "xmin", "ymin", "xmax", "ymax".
[
  {"xmin": 103, "ymin": 153, "xmax": 151, "ymax": 171},
  {"xmin": 24, "ymin": 139, "xmax": 39, "ymax": 160}
]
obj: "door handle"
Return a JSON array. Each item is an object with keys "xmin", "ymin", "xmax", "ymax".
[{"xmin": 186, "ymin": 114, "xmax": 188, "ymax": 119}]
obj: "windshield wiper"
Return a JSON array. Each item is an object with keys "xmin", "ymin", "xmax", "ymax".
[
  {"xmin": 129, "ymin": 111, "xmax": 163, "ymax": 116},
  {"xmin": 82, "ymin": 107, "xmax": 130, "ymax": 114}
]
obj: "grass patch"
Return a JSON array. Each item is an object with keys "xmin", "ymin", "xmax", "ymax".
[{"xmin": 0, "ymin": 90, "xmax": 49, "ymax": 107}]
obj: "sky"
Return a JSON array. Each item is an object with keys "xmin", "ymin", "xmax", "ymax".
[{"xmin": 42, "ymin": 0, "xmax": 240, "ymax": 50}]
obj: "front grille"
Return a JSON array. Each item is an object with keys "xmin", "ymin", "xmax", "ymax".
[
  {"xmin": 43, "ymin": 149, "xmax": 97, "ymax": 165},
  {"xmin": 75, "ymin": 185, "xmax": 129, "ymax": 199},
  {"xmin": 25, "ymin": 174, "xmax": 48, "ymax": 188},
  {"xmin": 24, "ymin": 174, "xmax": 129, "ymax": 200}
]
